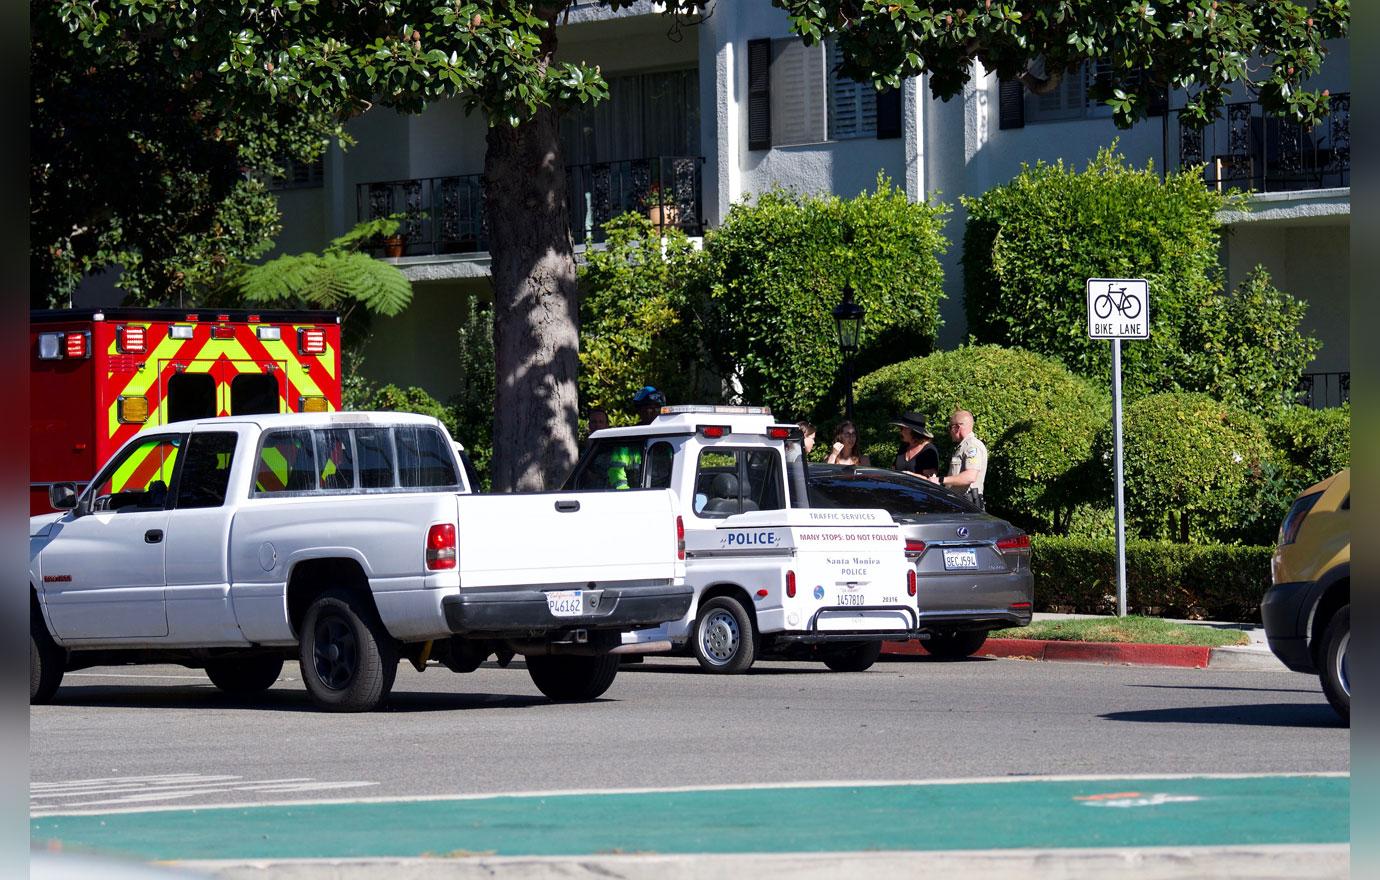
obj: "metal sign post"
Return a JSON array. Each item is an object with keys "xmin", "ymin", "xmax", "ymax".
[{"xmin": 1087, "ymin": 278, "xmax": 1150, "ymax": 618}]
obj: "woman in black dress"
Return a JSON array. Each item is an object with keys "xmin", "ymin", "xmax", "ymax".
[{"xmin": 890, "ymin": 412, "xmax": 940, "ymax": 478}]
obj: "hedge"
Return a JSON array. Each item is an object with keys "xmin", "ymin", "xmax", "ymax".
[{"xmin": 1030, "ymin": 536, "xmax": 1274, "ymax": 623}]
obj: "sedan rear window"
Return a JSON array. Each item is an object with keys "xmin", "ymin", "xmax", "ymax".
[{"xmin": 808, "ymin": 469, "xmax": 975, "ymax": 517}]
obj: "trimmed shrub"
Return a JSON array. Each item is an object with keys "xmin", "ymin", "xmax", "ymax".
[
  {"xmin": 577, "ymin": 213, "xmax": 710, "ymax": 418},
  {"xmin": 1269, "ymin": 402, "xmax": 1351, "ymax": 481},
  {"xmin": 699, "ymin": 175, "xmax": 948, "ymax": 418},
  {"xmin": 1031, "ymin": 536, "xmax": 1273, "ymax": 622},
  {"xmin": 361, "ymin": 384, "xmax": 458, "ymax": 437},
  {"xmin": 1102, "ymin": 392, "xmax": 1271, "ymax": 543},
  {"xmin": 852, "ymin": 345, "xmax": 1109, "ymax": 533}
]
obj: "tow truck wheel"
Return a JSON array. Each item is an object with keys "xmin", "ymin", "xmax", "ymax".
[
  {"xmin": 1319, "ymin": 605, "xmax": 1349, "ymax": 724},
  {"xmin": 692, "ymin": 596, "xmax": 756, "ymax": 674},
  {"xmin": 206, "ymin": 656, "xmax": 285, "ymax": 696},
  {"xmin": 526, "ymin": 654, "xmax": 620, "ymax": 702},
  {"xmin": 299, "ymin": 590, "xmax": 398, "ymax": 712},
  {"xmin": 821, "ymin": 641, "xmax": 882, "ymax": 672},
  {"xmin": 924, "ymin": 629, "xmax": 989, "ymax": 660},
  {"xmin": 30, "ymin": 608, "xmax": 64, "ymax": 704}
]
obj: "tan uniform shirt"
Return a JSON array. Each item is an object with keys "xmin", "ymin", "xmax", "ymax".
[{"xmin": 949, "ymin": 433, "xmax": 988, "ymax": 494}]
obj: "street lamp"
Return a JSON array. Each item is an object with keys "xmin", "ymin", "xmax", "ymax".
[{"xmin": 832, "ymin": 284, "xmax": 866, "ymax": 421}]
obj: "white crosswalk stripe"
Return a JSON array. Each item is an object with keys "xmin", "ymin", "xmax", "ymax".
[{"xmin": 30, "ymin": 774, "xmax": 377, "ymax": 815}]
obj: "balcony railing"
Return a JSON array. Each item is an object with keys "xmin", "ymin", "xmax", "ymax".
[
  {"xmin": 1174, "ymin": 93, "xmax": 1349, "ymax": 193},
  {"xmin": 356, "ymin": 155, "xmax": 705, "ymax": 258},
  {"xmin": 1296, "ymin": 371, "xmax": 1349, "ymax": 410}
]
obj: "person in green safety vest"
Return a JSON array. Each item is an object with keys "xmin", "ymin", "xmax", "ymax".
[{"xmin": 606, "ymin": 386, "xmax": 665, "ymax": 489}]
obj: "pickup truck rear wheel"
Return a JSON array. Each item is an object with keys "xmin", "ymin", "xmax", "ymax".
[
  {"xmin": 692, "ymin": 596, "xmax": 756, "ymax": 674},
  {"xmin": 206, "ymin": 656, "xmax": 284, "ymax": 696},
  {"xmin": 299, "ymin": 590, "xmax": 398, "ymax": 712},
  {"xmin": 30, "ymin": 609, "xmax": 64, "ymax": 704},
  {"xmin": 526, "ymin": 654, "xmax": 620, "ymax": 702},
  {"xmin": 821, "ymin": 641, "xmax": 882, "ymax": 672},
  {"xmin": 1319, "ymin": 605, "xmax": 1349, "ymax": 724},
  {"xmin": 924, "ymin": 629, "xmax": 989, "ymax": 660}
]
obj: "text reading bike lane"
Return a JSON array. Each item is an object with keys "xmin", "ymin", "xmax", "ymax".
[{"xmin": 32, "ymin": 774, "xmax": 1347, "ymax": 862}]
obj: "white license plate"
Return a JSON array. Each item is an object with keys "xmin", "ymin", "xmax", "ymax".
[
  {"xmin": 836, "ymin": 592, "xmax": 866, "ymax": 606},
  {"xmin": 546, "ymin": 590, "xmax": 584, "ymax": 617},
  {"xmin": 943, "ymin": 549, "xmax": 979, "ymax": 570}
]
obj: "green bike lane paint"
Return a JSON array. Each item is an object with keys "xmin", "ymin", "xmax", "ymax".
[{"xmin": 31, "ymin": 774, "xmax": 1347, "ymax": 863}]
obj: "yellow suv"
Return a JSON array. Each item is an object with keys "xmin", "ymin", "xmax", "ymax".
[{"xmin": 1263, "ymin": 469, "xmax": 1350, "ymax": 723}]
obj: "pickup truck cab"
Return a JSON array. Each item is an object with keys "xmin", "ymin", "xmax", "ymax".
[
  {"xmin": 563, "ymin": 406, "xmax": 921, "ymax": 673},
  {"xmin": 30, "ymin": 412, "xmax": 691, "ymax": 711}
]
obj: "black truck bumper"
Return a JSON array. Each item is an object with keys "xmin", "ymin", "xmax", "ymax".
[{"xmin": 443, "ymin": 583, "xmax": 693, "ymax": 638}]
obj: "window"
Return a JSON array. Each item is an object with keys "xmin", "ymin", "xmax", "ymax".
[
  {"xmin": 807, "ymin": 469, "xmax": 975, "ymax": 517},
  {"xmin": 646, "ymin": 442, "xmax": 675, "ymax": 490},
  {"xmin": 271, "ymin": 156, "xmax": 324, "ymax": 190},
  {"xmin": 694, "ymin": 448, "xmax": 784, "ymax": 518},
  {"xmin": 255, "ymin": 429, "xmax": 316, "ymax": 493},
  {"xmin": 356, "ymin": 428, "xmax": 396, "ymax": 489},
  {"xmin": 167, "ymin": 373, "xmax": 217, "ymax": 423},
  {"xmin": 174, "ymin": 432, "xmax": 238, "ymax": 509},
  {"xmin": 396, "ymin": 426, "xmax": 459, "ymax": 489},
  {"xmin": 231, "ymin": 373, "xmax": 280, "ymax": 416},
  {"xmin": 1024, "ymin": 58, "xmax": 1089, "ymax": 123},
  {"xmin": 87, "ymin": 435, "xmax": 182, "ymax": 512},
  {"xmin": 315, "ymin": 429, "xmax": 356, "ymax": 491},
  {"xmin": 759, "ymin": 38, "xmax": 888, "ymax": 147}
]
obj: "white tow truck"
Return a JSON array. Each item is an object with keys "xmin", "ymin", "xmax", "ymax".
[
  {"xmin": 563, "ymin": 406, "xmax": 922, "ymax": 673},
  {"xmin": 29, "ymin": 412, "xmax": 691, "ymax": 711}
]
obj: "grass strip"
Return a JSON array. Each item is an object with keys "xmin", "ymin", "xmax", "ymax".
[{"xmin": 990, "ymin": 615, "xmax": 1250, "ymax": 647}]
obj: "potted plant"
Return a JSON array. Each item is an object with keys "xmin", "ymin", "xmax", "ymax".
[{"xmin": 644, "ymin": 182, "xmax": 680, "ymax": 230}]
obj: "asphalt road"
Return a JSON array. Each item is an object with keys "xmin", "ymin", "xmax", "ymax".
[{"xmin": 30, "ymin": 653, "xmax": 1347, "ymax": 816}]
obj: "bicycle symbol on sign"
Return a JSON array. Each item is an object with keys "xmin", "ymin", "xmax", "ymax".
[{"xmin": 1093, "ymin": 283, "xmax": 1142, "ymax": 320}]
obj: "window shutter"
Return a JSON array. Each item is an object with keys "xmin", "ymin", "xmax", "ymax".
[
  {"xmin": 1147, "ymin": 82, "xmax": 1168, "ymax": 117},
  {"xmin": 747, "ymin": 39, "xmax": 771, "ymax": 151},
  {"xmin": 998, "ymin": 78, "xmax": 1024, "ymax": 130},
  {"xmin": 875, "ymin": 87, "xmax": 901, "ymax": 139},
  {"xmin": 771, "ymin": 39, "xmax": 827, "ymax": 146}
]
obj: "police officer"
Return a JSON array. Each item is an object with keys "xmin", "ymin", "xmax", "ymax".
[
  {"xmin": 936, "ymin": 409, "xmax": 987, "ymax": 509},
  {"xmin": 608, "ymin": 386, "xmax": 666, "ymax": 489}
]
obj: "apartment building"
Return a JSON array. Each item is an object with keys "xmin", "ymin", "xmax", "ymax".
[{"xmin": 272, "ymin": 1, "xmax": 1350, "ymax": 408}]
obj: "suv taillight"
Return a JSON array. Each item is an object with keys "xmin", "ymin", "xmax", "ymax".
[
  {"xmin": 676, "ymin": 515, "xmax": 686, "ymax": 561},
  {"xmin": 1279, "ymin": 492, "xmax": 1323, "ymax": 546},
  {"xmin": 426, "ymin": 523, "xmax": 457, "ymax": 570}
]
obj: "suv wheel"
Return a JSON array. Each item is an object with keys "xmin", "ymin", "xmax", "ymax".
[
  {"xmin": 821, "ymin": 641, "xmax": 882, "ymax": 672},
  {"xmin": 1319, "ymin": 604, "xmax": 1349, "ymax": 724}
]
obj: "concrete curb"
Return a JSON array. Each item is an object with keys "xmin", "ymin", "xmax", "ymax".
[{"xmin": 882, "ymin": 639, "xmax": 1284, "ymax": 671}]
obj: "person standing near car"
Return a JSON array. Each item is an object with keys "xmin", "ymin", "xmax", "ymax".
[
  {"xmin": 889, "ymin": 412, "xmax": 940, "ymax": 478},
  {"xmin": 825, "ymin": 421, "xmax": 870, "ymax": 466},
  {"xmin": 938, "ymin": 409, "xmax": 987, "ymax": 509},
  {"xmin": 608, "ymin": 386, "xmax": 666, "ymax": 489}
]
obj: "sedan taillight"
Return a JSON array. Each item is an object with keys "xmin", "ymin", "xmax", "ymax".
[{"xmin": 996, "ymin": 534, "xmax": 1031, "ymax": 554}]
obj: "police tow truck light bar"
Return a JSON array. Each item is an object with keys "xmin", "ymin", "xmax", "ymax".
[{"xmin": 29, "ymin": 308, "xmax": 343, "ymax": 515}]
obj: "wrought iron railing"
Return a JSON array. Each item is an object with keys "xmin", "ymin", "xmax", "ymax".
[
  {"xmin": 1296, "ymin": 371, "xmax": 1349, "ymax": 410},
  {"xmin": 1174, "ymin": 93, "xmax": 1349, "ymax": 193},
  {"xmin": 356, "ymin": 155, "xmax": 705, "ymax": 257}
]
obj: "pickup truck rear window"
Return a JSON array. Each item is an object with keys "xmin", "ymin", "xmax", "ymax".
[
  {"xmin": 254, "ymin": 425, "xmax": 458, "ymax": 495},
  {"xmin": 396, "ymin": 426, "xmax": 459, "ymax": 488}
]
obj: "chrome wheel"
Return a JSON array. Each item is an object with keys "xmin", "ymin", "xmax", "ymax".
[
  {"xmin": 1336, "ymin": 631, "xmax": 1349, "ymax": 698},
  {"xmin": 699, "ymin": 608, "xmax": 741, "ymax": 666}
]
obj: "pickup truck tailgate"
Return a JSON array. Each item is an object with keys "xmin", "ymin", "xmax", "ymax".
[{"xmin": 454, "ymin": 490, "xmax": 682, "ymax": 589}]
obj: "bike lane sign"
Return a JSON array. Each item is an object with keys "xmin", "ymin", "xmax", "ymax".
[{"xmin": 1087, "ymin": 278, "xmax": 1149, "ymax": 339}]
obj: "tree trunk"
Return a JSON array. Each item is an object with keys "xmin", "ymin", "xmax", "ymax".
[{"xmin": 482, "ymin": 21, "xmax": 580, "ymax": 493}]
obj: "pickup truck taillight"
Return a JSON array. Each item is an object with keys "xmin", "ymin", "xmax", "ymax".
[
  {"xmin": 676, "ymin": 515, "xmax": 686, "ymax": 561},
  {"xmin": 426, "ymin": 523, "xmax": 457, "ymax": 570}
]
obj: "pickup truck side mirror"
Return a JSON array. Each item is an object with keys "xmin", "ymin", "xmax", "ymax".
[{"xmin": 48, "ymin": 483, "xmax": 79, "ymax": 510}]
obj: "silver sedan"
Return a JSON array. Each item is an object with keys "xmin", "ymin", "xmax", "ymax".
[{"xmin": 807, "ymin": 464, "xmax": 1034, "ymax": 658}]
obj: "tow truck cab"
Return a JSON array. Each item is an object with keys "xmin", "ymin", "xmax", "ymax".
[{"xmin": 564, "ymin": 405, "xmax": 921, "ymax": 673}]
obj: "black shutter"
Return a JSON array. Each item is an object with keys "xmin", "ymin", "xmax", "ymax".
[
  {"xmin": 1147, "ymin": 86, "xmax": 1168, "ymax": 117},
  {"xmin": 876, "ymin": 87, "xmax": 902, "ymax": 139},
  {"xmin": 998, "ymin": 78, "xmax": 1025, "ymax": 130},
  {"xmin": 747, "ymin": 39, "xmax": 772, "ymax": 151}
]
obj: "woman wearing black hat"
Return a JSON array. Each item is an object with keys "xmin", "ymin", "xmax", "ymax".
[{"xmin": 891, "ymin": 412, "xmax": 940, "ymax": 478}]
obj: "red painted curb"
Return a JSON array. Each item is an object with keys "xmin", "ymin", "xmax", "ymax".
[{"xmin": 882, "ymin": 638, "xmax": 1212, "ymax": 668}]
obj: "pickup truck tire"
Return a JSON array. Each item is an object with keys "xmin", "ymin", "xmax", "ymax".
[
  {"xmin": 1319, "ymin": 605, "xmax": 1349, "ymax": 724},
  {"xmin": 30, "ymin": 610, "xmax": 64, "ymax": 704},
  {"xmin": 206, "ymin": 656, "xmax": 284, "ymax": 696},
  {"xmin": 924, "ymin": 629, "xmax": 988, "ymax": 660},
  {"xmin": 692, "ymin": 596, "xmax": 756, "ymax": 674},
  {"xmin": 299, "ymin": 590, "xmax": 398, "ymax": 712},
  {"xmin": 526, "ymin": 654, "xmax": 620, "ymax": 702},
  {"xmin": 821, "ymin": 641, "xmax": 882, "ymax": 672}
]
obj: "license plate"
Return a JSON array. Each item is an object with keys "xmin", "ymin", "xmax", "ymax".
[
  {"xmin": 943, "ymin": 549, "xmax": 978, "ymax": 570},
  {"xmin": 546, "ymin": 590, "xmax": 584, "ymax": 617},
  {"xmin": 836, "ymin": 592, "xmax": 865, "ymax": 606}
]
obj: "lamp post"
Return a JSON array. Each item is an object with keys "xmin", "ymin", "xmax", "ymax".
[{"xmin": 832, "ymin": 284, "xmax": 866, "ymax": 421}]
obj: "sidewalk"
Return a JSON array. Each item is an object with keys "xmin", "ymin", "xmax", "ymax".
[{"xmin": 883, "ymin": 613, "xmax": 1283, "ymax": 671}]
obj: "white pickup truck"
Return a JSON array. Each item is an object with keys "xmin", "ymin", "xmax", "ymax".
[
  {"xmin": 29, "ymin": 412, "xmax": 691, "ymax": 711},
  {"xmin": 563, "ymin": 406, "xmax": 922, "ymax": 673}
]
